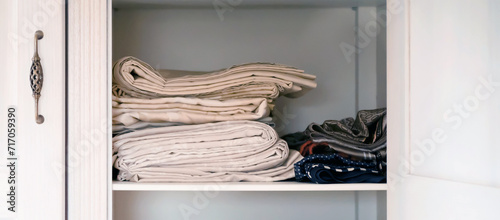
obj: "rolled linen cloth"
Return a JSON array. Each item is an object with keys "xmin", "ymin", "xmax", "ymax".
[
  {"xmin": 113, "ymin": 120, "xmax": 303, "ymax": 182},
  {"xmin": 112, "ymin": 56, "xmax": 317, "ymax": 100},
  {"xmin": 112, "ymin": 96, "xmax": 270, "ymax": 126}
]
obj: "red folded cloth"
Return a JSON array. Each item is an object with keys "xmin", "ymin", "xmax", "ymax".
[{"xmin": 299, "ymin": 140, "xmax": 363, "ymax": 161}]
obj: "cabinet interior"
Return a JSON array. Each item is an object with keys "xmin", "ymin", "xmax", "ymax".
[{"xmin": 111, "ymin": 1, "xmax": 388, "ymax": 219}]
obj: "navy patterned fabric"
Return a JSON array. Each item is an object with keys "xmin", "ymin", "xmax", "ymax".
[{"xmin": 294, "ymin": 154, "xmax": 386, "ymax": 184}]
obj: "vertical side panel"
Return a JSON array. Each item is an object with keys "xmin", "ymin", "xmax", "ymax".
[
  {"xmin": 67, "ymin": 0, "xmax": 109, "ymax": 219},
  {"xmin": 357, "ymin": 6, "xmax": 380, "ymax": 110},
  {"xmin": 107, "ymin": 0, "xmax": 113, "ymax": 219},
  {"xmin": 386, "ymin": 0, "xmax": 410, "ymax": 219}
]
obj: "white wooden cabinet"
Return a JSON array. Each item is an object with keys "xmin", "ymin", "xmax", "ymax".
[{"xmin": 3, "ymin": 0, "xmax": 500, "ymax": 219}]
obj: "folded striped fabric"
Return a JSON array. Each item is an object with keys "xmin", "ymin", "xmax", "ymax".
[
  {"xmin": 294, "ymin": 154, "xmax": 386, "ymax": 184},
  {"xmin": 302, "ymin": 163, "xmax": 385, "ymax": 184},
  {"xmin": 113, "ymin": 121, "xmax": 303, "ymax": 182},
  {"xmin": 112, "ymin": 56, "xmax": 317, "ymax": 101},
  {"xmin": 112, "ymin": 96, "xmax": 270, "ymax": 126}
]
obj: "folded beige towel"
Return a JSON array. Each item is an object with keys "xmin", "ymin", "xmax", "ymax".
[
  {"xmin": 112, "ymin": 96, "xmax": 270, "ymax": 126},
  {"xmin": 113, "ymin": 121, "xmax": 303, "ymax": 182},
  {"xmin": 112, "ymin": 56, "xmax": 317, "ymax": 100},
  {"xmin": 112, "ymin": 117, "xmax": 275, "ymax": 136}
]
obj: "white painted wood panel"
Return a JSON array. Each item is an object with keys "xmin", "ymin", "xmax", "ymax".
[
  {"xmin": 67, "ymin": 0, "xmax": 111, "ymax": 219},
  {"xmin": 0, "ymin": 0, "xmax": 65, "ymax": 219},
  {"xmin": 410, "ymin": 0, "xmax": 500, "ymax": 187},
  {"xmin": 389, "ymin": 0, "xmax": 500, "ymax": 219},
  {"xmin": 0, "ymin": 1, "xmax": 20, "ymax": 219},
  {"xmin": 396, "ymin": 176, "xmax": 500, "ymax": 220},
  {"xmin": 386, "ymin": 0, "xmax": 410, "ymax": 219}
]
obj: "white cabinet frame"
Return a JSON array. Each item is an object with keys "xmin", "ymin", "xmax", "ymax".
[
  {"xmin": 66, "ymin": 0, "xmax": 409, "ymax": 219},
  {"xmin": 385, "ymin": 0, "xmax": 410, "ymax": 219}
]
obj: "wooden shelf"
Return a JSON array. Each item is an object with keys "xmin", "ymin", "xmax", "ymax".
[
  {"xmin": 113, "ymin": 181, "xmax": 387, "ymax": 191},
  {"xmin": 113, "ymin": 0, "xmax": 386, "ymax": 9}
]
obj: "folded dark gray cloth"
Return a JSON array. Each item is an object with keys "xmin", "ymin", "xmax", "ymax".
[
  {"xmin": 282, "ymin": 108, "xmax": 387, "ymax": 162},
  {"xmin": 306, "ymin": 108, "xmax": 387, "ymax": 156}
]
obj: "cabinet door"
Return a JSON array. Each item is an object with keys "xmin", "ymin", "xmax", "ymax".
[
  {"xmin": 388, "ymin": 0, "xmax": 500, "ymax": 219},
  {"xmin": 0, "ymin": 0, "xmax": 65, "ymax": 219}
]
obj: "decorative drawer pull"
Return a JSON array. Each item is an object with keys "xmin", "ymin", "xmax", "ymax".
[{"xmin": 30, "ymin": 30, "xmax": 45, "ymax": 124}]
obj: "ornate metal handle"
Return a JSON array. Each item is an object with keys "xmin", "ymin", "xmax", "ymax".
[{"xmin": 30, "ymin": 30, "xmax": 45, "ymax": 124}]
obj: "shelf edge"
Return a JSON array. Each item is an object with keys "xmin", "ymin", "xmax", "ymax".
[{"xmin": 113, "ymin": 182, "xmax": 388, "ymax": 192}]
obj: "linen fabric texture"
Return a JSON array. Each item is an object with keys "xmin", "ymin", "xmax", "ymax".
[
  {"xmin": 111, "ymin": 56, "xmax": 317, "ymax": 183},
  {"xmin": 113, "ymin": 117, "xmax": 276, "ymax": 136},
  {"xmin": 112, "ymin": 56, "xmax": 317, "ymax": 101},
  {"xmin": 112, "ymin": 96, "xmax": 271, "ymax": 127},
  {"xmin": 113, "ymin": 121, "xmax": 303, "ymax": 182}
]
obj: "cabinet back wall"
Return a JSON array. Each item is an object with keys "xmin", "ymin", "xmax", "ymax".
[
  {"xmin": 112, "ymin": 6, "xmax": 387, "ymax": 220},
  {"xmin": 112, "ymin": 7, "xmax": 386, "ymax": 135}
]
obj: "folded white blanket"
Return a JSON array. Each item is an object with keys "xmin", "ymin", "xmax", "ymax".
[
  {"xmin": 113, "ymin": 121, "xmax": 303, "ymax": 182},
  {"xmin": 112, "ymin": 56, "xmax": 317, "ymax": 100},
  {"xmin": 112, "ymin": 96, "xmax": 270, "ymax": 126}
]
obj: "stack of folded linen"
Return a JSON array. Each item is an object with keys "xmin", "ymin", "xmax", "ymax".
[
  {"xmin": 113, "ymin": 121, "xmax": 303, "ymax": 182},
  {"xmin": 112, "ymin": 56, "xmax": 317, "ymax": 182},
  {"xmin": 282, "ymin": 108, "xmax": 387, "ymax": 184}
]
